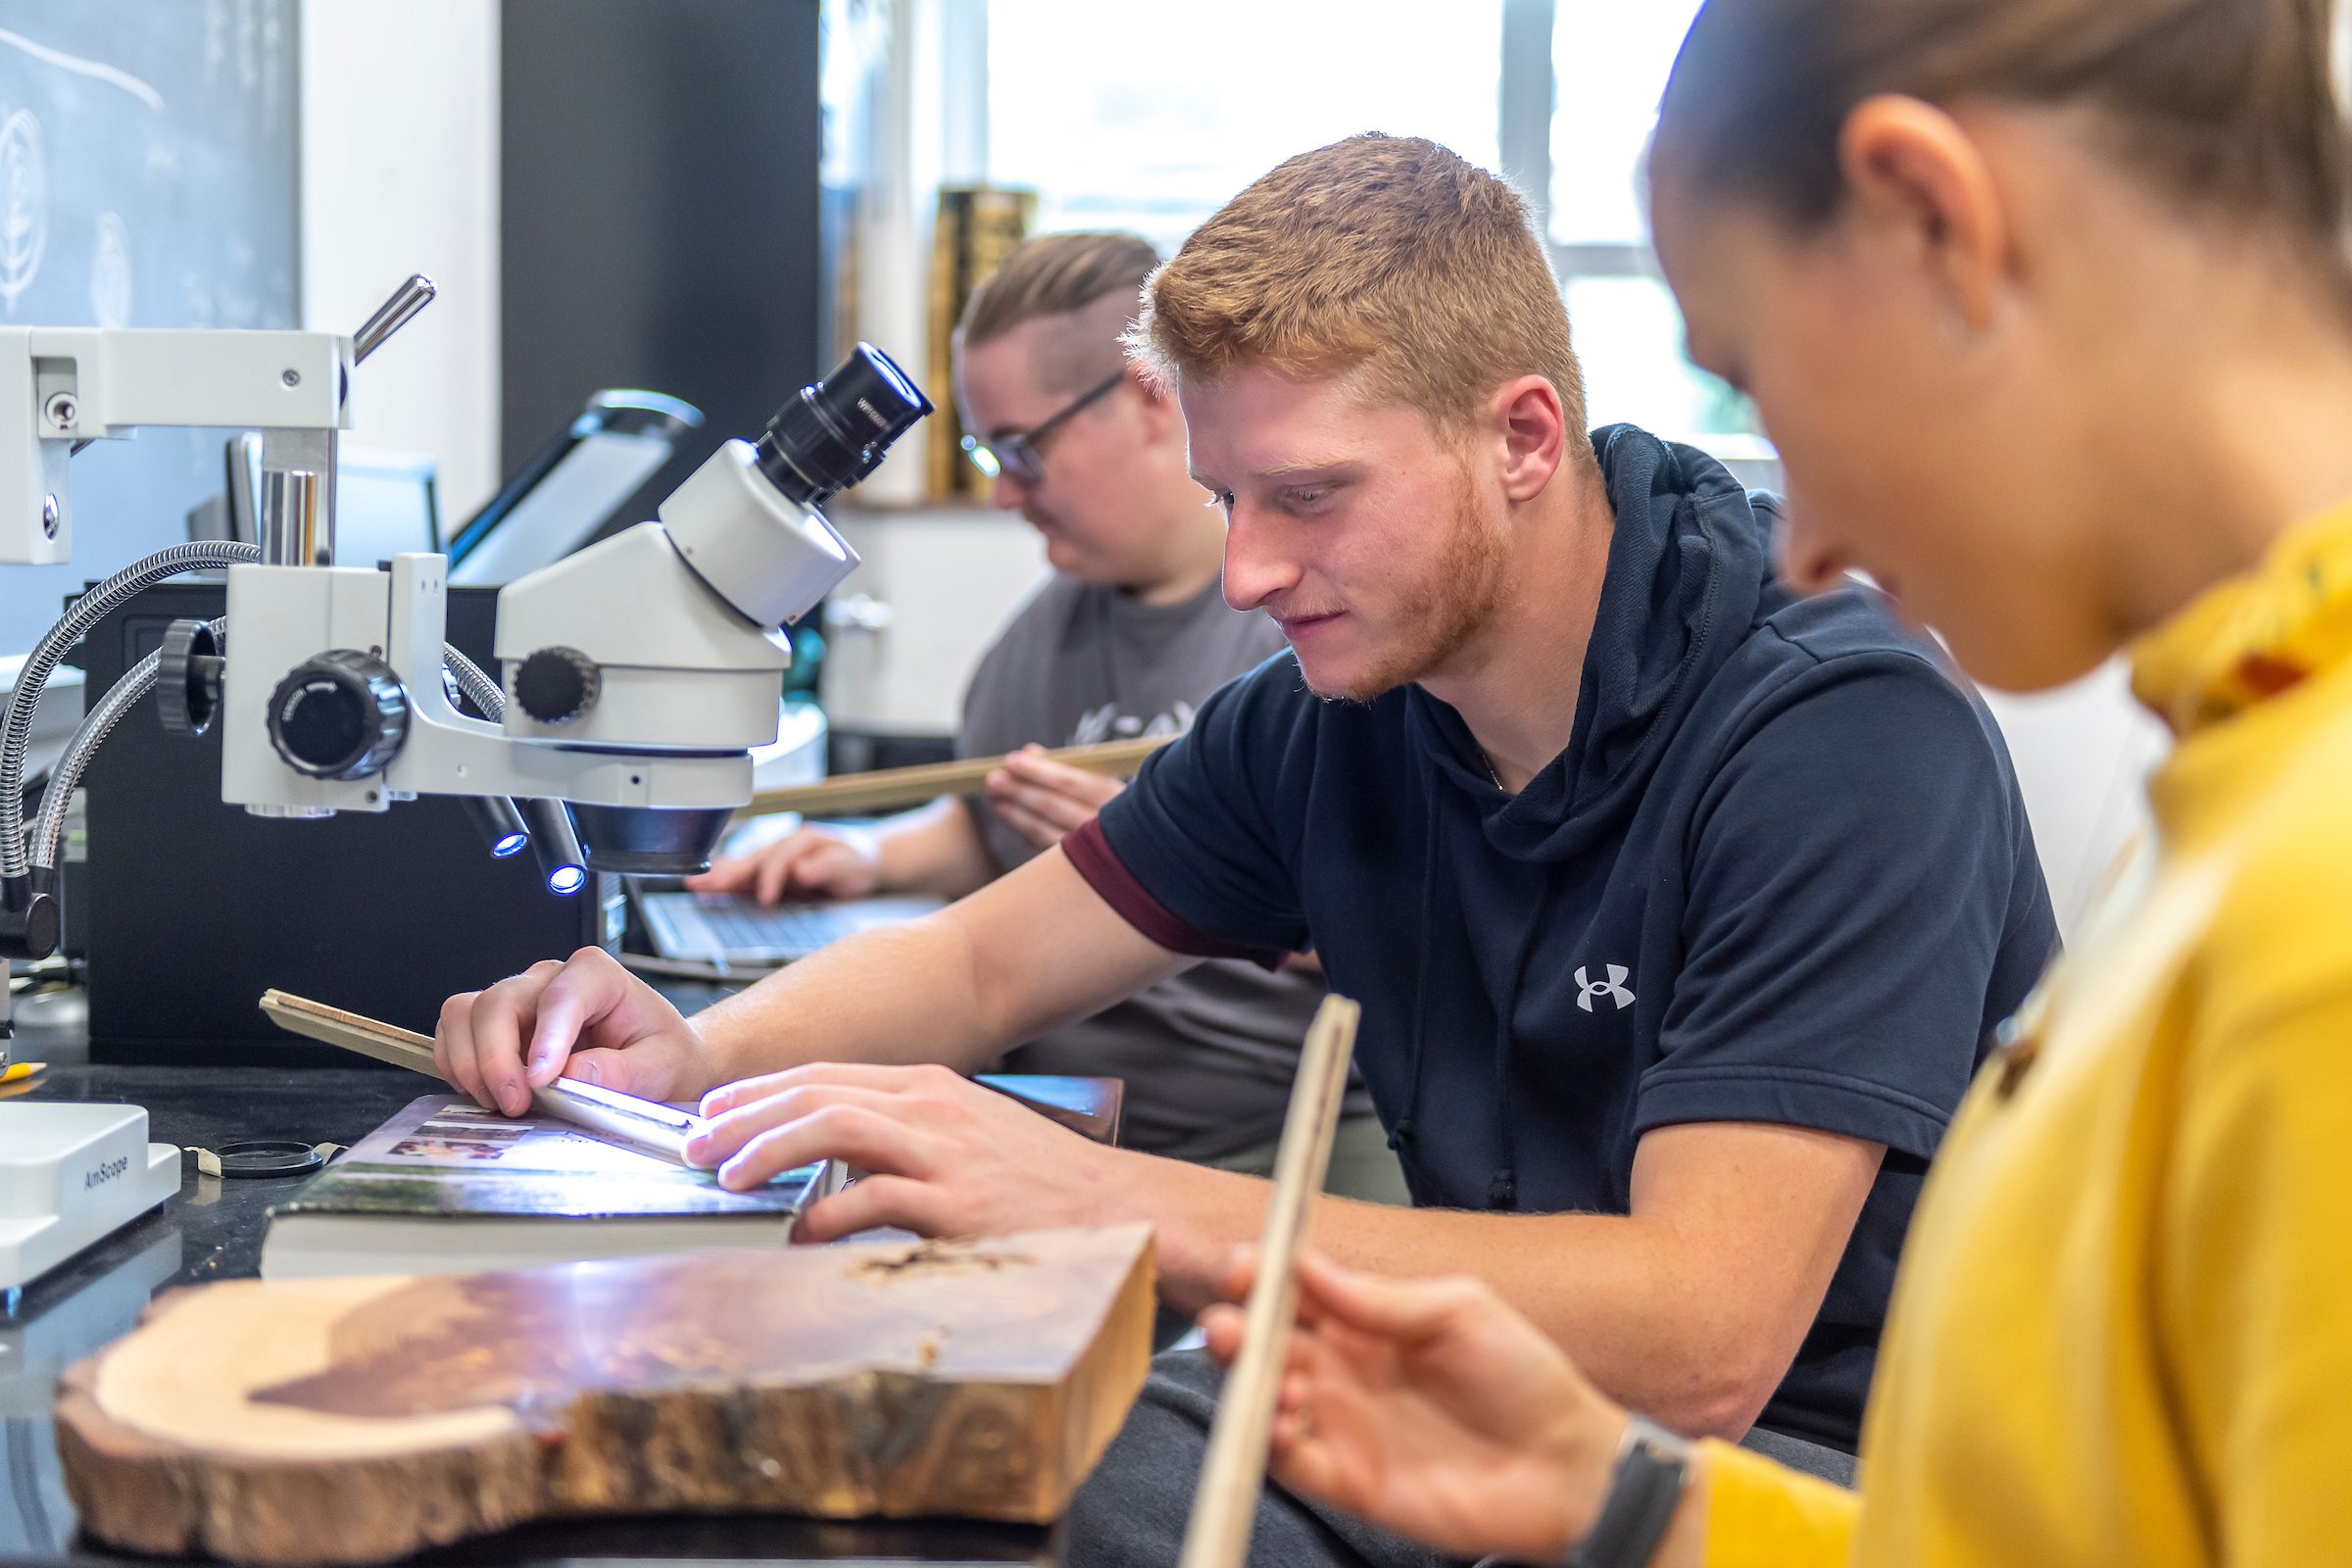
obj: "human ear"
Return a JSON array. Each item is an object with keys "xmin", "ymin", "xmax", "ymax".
[
  {"xmin": 1494, "ymin": 374, "xmax": 1567, "ymax": 504},
  {"xmin": 1838, "ymin": 95, "xmax": 2010, "ymax": 343},
  {"xmin": 1130, "ymin": 365, "xmax": 1182, "ymax": 448}
]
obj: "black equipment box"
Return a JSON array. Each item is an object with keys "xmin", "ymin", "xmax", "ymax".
[{"xmin": 74, "ymin": 582, "xmax": 622, "ymax": 1064}]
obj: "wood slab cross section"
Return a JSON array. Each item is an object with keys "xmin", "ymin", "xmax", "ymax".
[{"xmin": 56, "ymin": 1224, "xmax": 1155, "ymax": 1565}]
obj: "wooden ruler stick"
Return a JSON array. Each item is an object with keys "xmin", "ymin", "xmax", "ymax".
[
  {"xmin": 258, "ymin": 990, "xmax": 709, "ymax": 1167},
  {"xmin": 735, "ymin": 733, "xmax": 1172, "ymax": 821},
  {"xmin": 260, "ymin": 990, "xmax": 439, "ymax": 1073},
  {"xmin": 1177, "ymin": 993, "xmax": 1362, "ymax": 1568}
]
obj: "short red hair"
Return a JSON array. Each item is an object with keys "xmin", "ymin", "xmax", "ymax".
[{"xmin": 1130, "ymin": 134, "xmax": 1589, "ymax": 440}]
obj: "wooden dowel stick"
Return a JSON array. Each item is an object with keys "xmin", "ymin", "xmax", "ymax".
[
  {"xmin": 258, "ymin": 990, "xmax": 708, "ymax": 1167},
  {"xmin": 735, "ymin": 733, "xmax": 1171, "ymax": 820},
  {"xmin": 259, "ymin": 990, "xmax": 438, "ymax": 1073},
  {"xmin": 1177, "ymin": 993, "xmax": 1362, "ymax": 1568}
]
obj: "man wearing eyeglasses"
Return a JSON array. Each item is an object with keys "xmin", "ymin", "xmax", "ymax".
[{"xmin": 689, "ymin": 231, "xmax": 1406, "ymax": 1200}]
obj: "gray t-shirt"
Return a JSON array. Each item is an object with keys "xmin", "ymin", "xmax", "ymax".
[{"xmin": 958, "ymin": 573, "xmax": 1364, "ymax": 1160}]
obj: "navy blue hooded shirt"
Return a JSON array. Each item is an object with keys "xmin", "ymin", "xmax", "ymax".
[{"xmin": 1065, "ymin": 424, "xmax": 2058, "ymax": 1450}]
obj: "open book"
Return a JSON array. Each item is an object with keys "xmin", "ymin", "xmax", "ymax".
[{"xmin": 261, "ymin": 1095, "xmax": 842, "ymax": 1280}]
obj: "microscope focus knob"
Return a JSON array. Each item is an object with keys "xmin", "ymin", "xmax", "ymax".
[
  {"xmin": 513, "ymin": 646, "xmax": 601, "ymax": 726},
  {"xmin": 266, "ymin": 651, "xmax": 410, "ymax": 780},
  {"xmin": 157, "ymin": 618, "xmax": 226, "ymax": 738}
]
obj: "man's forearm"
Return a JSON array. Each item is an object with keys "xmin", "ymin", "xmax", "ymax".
[
  {"xmin": 867, "ymin": 797, "xmax": 1000, "ymax": 901},
  {"xmin": 1313, "ymin": 1202, "xmax": 1774, "ymax": 1437},
  {"xmin": 1118, "ymin": 1157, "xmax": 1800, "ymax": 1440},
  {"xmin": 690, "ymin": 913, "xmax": 1008, "ymax": 1085},
  {"xmin": 687, "ymin": 848, "xmax": 1189, "ymax": 1095}
]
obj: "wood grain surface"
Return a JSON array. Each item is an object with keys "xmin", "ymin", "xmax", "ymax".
[{"xmin": 57, "ymin": 1225, "xmax": 1155, "ymax": 1565}]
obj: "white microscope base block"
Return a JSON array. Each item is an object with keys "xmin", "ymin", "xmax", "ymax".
[{"xmin": 0, "ymin": 1103, "xmax": 179, "ymax": 1293}]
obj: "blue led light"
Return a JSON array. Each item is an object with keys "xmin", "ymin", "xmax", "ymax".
[
  {"xmin": 492, "ymin": 832, "xmax": 529, "ymax": 858},
  {"xmin": 548, "ymin": 865, "xmax": 586, "ymax": 895},
  {"xmin": 959, "ymin": 434, "xmax": 1002, "ymax": 478}
]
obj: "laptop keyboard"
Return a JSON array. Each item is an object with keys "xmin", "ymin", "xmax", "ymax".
[{"xmin": 695, "ymin": 901, "xmax": 852, "ymax": 955}]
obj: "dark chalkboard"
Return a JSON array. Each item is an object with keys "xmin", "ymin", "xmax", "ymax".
[{"xmin": 0, "ymin": 0, "xmax": 299, "ymax": 654}]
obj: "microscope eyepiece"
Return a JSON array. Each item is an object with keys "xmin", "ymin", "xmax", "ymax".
[{"xmin": 753, "ymin": 343, "xmax": 933, "ymax": 509}]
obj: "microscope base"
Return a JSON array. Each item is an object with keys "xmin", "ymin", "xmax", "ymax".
[{"xmin": 0, "ymin": 1104, "xmax": 178, "ymax": 1293}]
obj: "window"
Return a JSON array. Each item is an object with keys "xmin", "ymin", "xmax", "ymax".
[
  {"xmin": 1568, "ymin": 275, "xmax": 1752, "ymax": 439},
  {"xmin": 987, "ymin": 0, "xmax": 1505, "ymax": 259},
  {"xmin": 975, "ymin": 0, "xmax": 1759, "ymax": 440},
  {"xmin": 1542, "ymin": 0, "xmax": 1754, "ymax": 435},
  {"xmin": 1546, "ymin": 0, "xmax": 1700, "ymax": 247}
]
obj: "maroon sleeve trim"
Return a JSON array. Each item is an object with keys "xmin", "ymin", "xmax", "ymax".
[{"xmin": 1061, "ymin": 818, "xmax": 1286, "ymax": 970}]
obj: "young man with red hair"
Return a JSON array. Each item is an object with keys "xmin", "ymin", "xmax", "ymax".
[{"xmin": 693, "ymin": 230, "xmax": 1401, "ymax": 1199}]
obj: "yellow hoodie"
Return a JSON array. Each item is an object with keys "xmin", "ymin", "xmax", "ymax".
[{"xmin": 1701, "ymin": 498, "xmax": 2352, "ymax": 1566}]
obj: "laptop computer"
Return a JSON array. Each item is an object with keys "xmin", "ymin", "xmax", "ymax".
[{"xmin": 637, "ymin": 892, "xmax": 947, "ymax": 967}]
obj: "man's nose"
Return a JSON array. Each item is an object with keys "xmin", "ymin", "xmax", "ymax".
[
  {"xmin": 990, "ymin": 469, "xmax": 1031, "ymax": 513},
  {"xmin": 1221, "ymin": 507, "xmax": 1303, "ymax": 612}
]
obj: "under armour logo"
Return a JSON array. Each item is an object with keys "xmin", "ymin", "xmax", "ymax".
[{"xmin": 1575, "ymin": 963, "xmax": 1635, "ymax": 1012}]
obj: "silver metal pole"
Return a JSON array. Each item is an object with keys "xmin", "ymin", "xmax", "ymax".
[
  {"xmin": 259, "ymin": 466, "xmax": 322, "ymax": 567},
  {"xmin": 352, "ymin": 274, "xmax": 437, "ymax": 366}
]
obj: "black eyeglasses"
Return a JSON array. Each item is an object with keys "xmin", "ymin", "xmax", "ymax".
[{"xmin": 959, "ymin": 369, "xmax": 1126, "ymax": 486}]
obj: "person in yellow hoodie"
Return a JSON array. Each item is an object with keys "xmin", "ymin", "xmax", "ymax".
[{"xmin": 1197, "ymin": 0, "xmax": 2352, "ymax": 1564}]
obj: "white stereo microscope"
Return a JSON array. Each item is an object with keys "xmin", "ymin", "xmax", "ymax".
[{"xmin": 0, "ymin": 276, "xmax": 929, "ymax": 1291}]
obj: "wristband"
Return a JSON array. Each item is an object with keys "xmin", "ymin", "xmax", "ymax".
[{"xmin": 1562, "ymin": 1415, "xmax": 1690, "ymax": 1568}]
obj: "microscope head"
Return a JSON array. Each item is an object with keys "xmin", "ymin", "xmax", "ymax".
[
  {"xmin": 494, "ymin": 345, "xmax": 933, "ymax": 876},
  {"xmin": 200, "ymin": 341, "xmax": 931, "ymax": 877}
]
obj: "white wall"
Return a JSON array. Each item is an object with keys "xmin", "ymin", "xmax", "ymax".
[
  {"xmin": 824, "ymin": 505, "xmax": 1049, "ymax": 735},
  {"xmin": 299, "ymin": 0, "xmax": 500, "ymax": 524}
]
